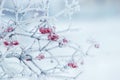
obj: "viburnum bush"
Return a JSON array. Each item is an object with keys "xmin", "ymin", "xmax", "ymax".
[{"xmin": 0, "ymin": 0, "xmax": 100, "ymax": 80}]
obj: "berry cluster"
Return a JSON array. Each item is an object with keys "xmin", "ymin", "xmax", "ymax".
[
  {"xmin": 39, "ymin": 27, "xmax": 53, "ymax": 34},
  {"xmin": 39, "ymin": 27, "xmax": 60, "ymax": 41},
  {"xmin": 3, "ymin": 40, "xmax": 19, "ymax": 46},
  {"xmin": 68, "ymin": 62, "xmax": 78, "ymax": 68}
]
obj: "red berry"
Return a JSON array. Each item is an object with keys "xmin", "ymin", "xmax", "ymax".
[
  {"xmin": 68, "ymin": 63, "xmax": 73, "ymax": 66},
  {"xmin": 48, "ymin": 34, "xmax": 59, "ymax": 41},
  {"xmin": 5, "ymin": 27, "xmax": 14, "ymax": 32},
  {"xmin": 3, "ymin": 41, "xmax": 9, "ymax": 46},
  {"xmin": 63, "ymin": 38, "xmax": 68, "ymax": 43},
  {"xmin": 39, "ymin": 27, "xmax": 53, "ymax": 34},
  {"xmin": 72, "ymin": 64, "xmax": 77, "ymax": 68},
  {"xmin": 46, "ymin": 28, "xmax": 52, "ymax": 33},
  {"xmin": 36, "ymin": 54, "xmax": 45, "ymax": 60},
  {"xmin": 12, "ymin": 41, "xmax": 19, "ymax": 45},
  {"xmin": 39, "ymin": 27, "xmax": 45, "ymax": 34},
  {"xmin": 68, "ymin": 62, "xmax": 78, "ymax": 68}
]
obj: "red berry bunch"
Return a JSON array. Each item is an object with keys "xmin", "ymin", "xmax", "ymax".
[
  {"xmin": 68, "ymin": 62, "xmax": 78, "ymax": 68},
  {"xmin": 3, "ymin": 40, "xmax": 19, "ymax": 46},
  {"xmin": 39, "ymin": 26, "xmax": 60, "ymax": 41},
  {"xmin": 39, "ymin": 27, "xmax": 53, "ymax": 34},
  {"xmin": 48, "ymin": 33, "xmax": 59, "ymax": 41}
]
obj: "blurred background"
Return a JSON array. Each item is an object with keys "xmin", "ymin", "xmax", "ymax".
[{"xmin": 49, "ymin": 0, "xmax": 120, "ymax": 20}]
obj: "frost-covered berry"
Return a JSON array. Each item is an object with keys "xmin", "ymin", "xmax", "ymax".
[
  {"xmin": 3, "ymin": 40, "xmax": 19, "ymax": 46},
  {"xmin": 63, "ymin": 38, "xmax": 68, "ymax": 43},
  {"xmin": 46, "ymin": 28, "xmax": 52, "ymax": 33},
  {"xmin": 3, "ymin": 41, "xmax": 10, "ymax": 46},
  {"xmin": 11, "ymin": 41, "xmax": 19, "ymax": 45},
  {"xmin": 59, "ymin": 38, "xmax": 68, "ymax": 47},
  {"xmin": 4, "ymin": 27, "xmax": 14, "ymax": 32},
  {"xmin": 48, "ymin": 33, "xmax": 59, "ymax": 41},
  {"xmin": 36, "ymin": 54, "xmax": 45, "ymax": 60},
  {"xmin": 39, "ymin": 27, "xmax": 52, "ymax": 34},
  {"xmin": 68, "ymin": 62, "xmax": 78, "ymax": 68},
  {"xmin": 39, "ymin": 27, "xmax": 45, "ymax": 34}
]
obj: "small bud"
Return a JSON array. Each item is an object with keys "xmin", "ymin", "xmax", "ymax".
[
  {"xmin": 94, "ymin": 44, "xmax": 100, "ymax": 48},
  {"xmin": 80, "ymin": 61, "xmax": 84, "ymax": 65},
  {"xmin": 26, "ymin": 59, "xmax": 32, "ymax": 61},
  {"xmin": 63, "ymin": 38, "xmax": 68, "ymax": 43}
]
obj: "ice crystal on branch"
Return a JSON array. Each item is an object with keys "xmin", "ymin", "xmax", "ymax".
[{"xmin": 0, "ymin": 0, "xmax": 99, "ymax": 80}]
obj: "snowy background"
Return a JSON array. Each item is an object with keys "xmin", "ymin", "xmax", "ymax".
[{"xmin": 51, "ymin": 1, "xmax": 120, "ymax": 80}]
